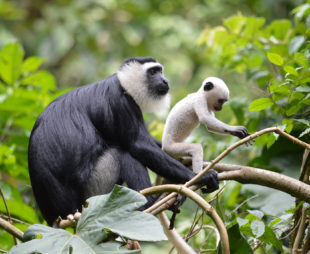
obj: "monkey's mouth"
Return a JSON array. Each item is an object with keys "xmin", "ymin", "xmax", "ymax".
[
  {"xmin": 156, "ymin": 85, "xmax": 169, "ymax": 96},
  {"xmin": 214, "ymin": 105, "xmax": 222, "ymax": 111}
]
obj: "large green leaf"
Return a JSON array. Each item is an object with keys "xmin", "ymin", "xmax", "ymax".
[
  {"xmin": 0, "ymin": 42, "xmax": 24, "ymax": 85},
  {"xmin": 9, "ymin": 225, "xmax": 138, "ymax": 254},
  {"xmin": 8, "ymin": 186, "xmax": 166, "ymax": 254},
  {"xmin": 77, "ymin": 185, "xmax": 167, "ymax": 242}
]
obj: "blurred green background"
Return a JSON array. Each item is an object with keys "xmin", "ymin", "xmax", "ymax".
[{"xmin": 1, "ymin": 0, "xmax": 310, "ymax": 253}]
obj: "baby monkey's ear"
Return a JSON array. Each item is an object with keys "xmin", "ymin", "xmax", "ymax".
[{"xmin": 204, "ymin": 82, "xmax": 214, "ymax": 91}]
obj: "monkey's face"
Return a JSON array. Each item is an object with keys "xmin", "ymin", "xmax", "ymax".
[
  {"xmin": 146, "ymin": 65, "xmax": 170, "ymax": 97},
  {"xmin": 201, "ymin": 77, "xmax": 229, "ymax": 112}
]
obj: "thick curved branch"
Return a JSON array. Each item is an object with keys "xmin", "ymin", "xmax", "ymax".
[
  {"xmin": 212, "ymin": 163, "xmax": 310, "ymax": 203},
  {"xmin": 141, "ymin": 184, "xmax": 230, "ymax": 254}
]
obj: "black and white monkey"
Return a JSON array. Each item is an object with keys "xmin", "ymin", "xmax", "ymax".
[
  {"xmin": 28, "ymin": 57, "xmax": 219, "ymax": 226},
  {"xmin": 162, "ymin": 77, "xmax": 251, "ymax": 174}
]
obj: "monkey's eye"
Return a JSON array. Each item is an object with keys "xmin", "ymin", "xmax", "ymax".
[
  {"xmin": 150, "ymin": 69, "xmax": 156, "ymax": 75},
  {"xmin": 218, "ymin": 99, "xmax": 225, "ymax": 104}
]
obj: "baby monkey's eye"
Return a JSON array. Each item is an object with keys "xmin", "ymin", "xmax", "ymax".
[{"xmin": 218, "ymin": 99, "xmax": 225, "ymax": 104}]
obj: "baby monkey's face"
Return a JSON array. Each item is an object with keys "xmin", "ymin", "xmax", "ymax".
[{"xmin": 202, "ymin": 78, "xmax": 229, "ymax": 112}]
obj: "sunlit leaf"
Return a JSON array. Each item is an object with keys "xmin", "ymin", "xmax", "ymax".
[
  {"xmin": 283, "ymin": 65, "xmax": 298, "ymax": 76},
  {"xmin": 21, "ymin": 70, "xmax": 56, "ymax": 90},
  {"xmin": 0, "ymin": 42, "xmax": 24, "ymax": 85},
  {"xmin": 248, "ymin": 98, "xmax": 273, "ymax": 111},
  {"xmin": 267, "ymin": 52, "xmax": 283, "ymax": 66},
  {"xmin": 22, "ymin": 56, "xmax": 46, "ymax": 74}
]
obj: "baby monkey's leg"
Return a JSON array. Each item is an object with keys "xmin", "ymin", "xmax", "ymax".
[{"xmin": 163, "ymin": 142, "xmax": 203, "ymax": 174}]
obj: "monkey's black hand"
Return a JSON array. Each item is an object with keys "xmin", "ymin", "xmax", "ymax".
[
  {"xmin": 229, "ymin": 126, "xmax": 255, "ymax": 146},
  {"xmin": 196, "ymin": 169, "xmax": 219, "ymax": 193},
  {"xmin": 229, "ymin": 126, "xmax": 250, "ymax": 139}
]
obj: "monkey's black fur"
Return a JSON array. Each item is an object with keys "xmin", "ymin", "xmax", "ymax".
[{"xmin": 28, "ymin": 58, "xmax": 218, "ymax": 225}]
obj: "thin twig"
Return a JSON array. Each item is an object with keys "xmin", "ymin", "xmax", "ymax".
[
  {"xmin": 0, "ymin": 214, "xmax": 30, "ymax": 226},
  {"xmin": 232, "ymin": 194, "xmax": 259, "ymax": 213},
  {"xmin": 0, "ymin": 187, "xmax": 17, "ymax": 245},
  {"xmin": 292, "ymin": 206, "xmax": 307, "ymax": 254}
]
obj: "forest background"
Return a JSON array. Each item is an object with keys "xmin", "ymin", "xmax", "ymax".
[{"xmin": 0, "ymin": 0, "xmax": 310, "ymax": 253}]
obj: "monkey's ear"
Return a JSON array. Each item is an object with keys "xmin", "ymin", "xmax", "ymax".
[{"xmin": 204, "ymin": 82, "xmax": 214, "ymax": 91}]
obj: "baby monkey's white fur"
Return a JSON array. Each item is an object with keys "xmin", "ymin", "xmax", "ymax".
[{"xmin": 162, "ymin": 77, "xmax": 249, "ymax": 173}]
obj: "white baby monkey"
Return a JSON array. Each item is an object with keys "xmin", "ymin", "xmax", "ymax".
[{"xmin": 162, "ymin": 77, "xmax": 250, "ymax": 174}]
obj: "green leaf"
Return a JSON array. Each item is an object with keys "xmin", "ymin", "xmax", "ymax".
[
  {"xmin": 294, "ymin": 119, "xmax": 310, "ymax": 126},
  {"xmin": 8, "ymin": 186, "xmax": 166, "ymax": 254},
  {"xmin": 267, "ymin": 52, "xmax": 283, "ymax": 66},
  {"xmin": 289, "ymin": 36, "xmax": 305, "ymax": 55},
  {"xmin": 236, "ymin": 217, "xmax": 249, "ymax": 227},
  {"xmin": 218, "ymin": 224, "xmax": 252, "ymax": 254},
  {"xmin": 283, "ymin": 65, "xmax": 298, "ymax": 76},
  {"xmin": 286, "ymin": 104, "xmax": 300, "ymax": 116},
  {"xmin": 251, "ymin": 221, "xmax": 265, "ymax": 238},
  {"xmin": 267, "ymin": 20, "xmax": 291, "ymax": 40},
  {"xmin": 78, "ymin": 185, "xmax": 167, "ymax": 242},
  {"xmin": 248, "ymin": 98, "xmax": 273, "ymax": 111},
  {"xmin": 21, "ymin": 70, "xmax": 56, "ymax": 90},
  {"xmin": 247, "ymin": 210, "xmax": 264, "ymax": 220},
  {"xmin": 0, "ymin": 200, "xmax": 39, "ymax": 224},
  {"xmin": 9, "ymin": 225, "xmax": 139, "ymax": 254},
  {"xmin": 223, "ymin": 16, "xmax": 245, "ymax": 33},
  {"xmin": 0, "ymin": 42, "xmax": 25, "ymax": 85},
  {"xmin": 259, "ymin": 225, "xmax": 282, "ymax": 250},
  {"xmin": 22, "ymin": 56, "xmax": 46, "ymax": 74},
  {"xmin": 243, "ymin": 17, "xmax": 265, "ymax": 37}
]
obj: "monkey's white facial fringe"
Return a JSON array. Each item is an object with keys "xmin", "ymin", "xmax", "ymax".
[{"xmin": 117, "ymin": 62, "xmax": 170, "ymax": 113}]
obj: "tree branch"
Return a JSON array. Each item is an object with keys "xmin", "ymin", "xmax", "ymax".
[
  {"xmin": 213, "ymin": 163, "xmax": 310, "ymax": 203},
  {"xmin": 141, "ymin": 184, "xmax": 230, "ymax": 254},
  {"xmin": 158, "ymin": 212, "xmax": 196, "ymax": 254},
  {"xmin": 145, "ymin": 127, "xmax": 310, "ymax": 215},
  {"xmin": 0, "ymin": 218, "xmax": 23, "ymax": 241}
]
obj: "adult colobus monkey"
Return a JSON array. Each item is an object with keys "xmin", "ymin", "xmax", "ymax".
[
  {"xmin": 28, "ymin": 57, "xmax": 219, "ymax": 226},
  {"xmin": 162, "ymin": 77, "xmax": 251, "ymax": 174}
]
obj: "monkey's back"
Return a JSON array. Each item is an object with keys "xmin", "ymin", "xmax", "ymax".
[{"xmin": 162, "ymin": 93, "xmax": 200, "ymax": 145}]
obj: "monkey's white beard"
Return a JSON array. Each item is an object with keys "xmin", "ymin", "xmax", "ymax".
[{"xmin": 141, "ymin": 93, "xmax": 171, "ymax": 113}]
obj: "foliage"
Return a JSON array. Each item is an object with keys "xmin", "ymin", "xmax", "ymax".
[
  {"xmin": 8, "ymin": 185, "xmax": 166, "ymax": 254},
  {"xmin": 199, "ymin": 3, "xmax": 310, "ymax": 141},
  {"xmin": 0, "ymin": 0, "xmax": 309, "ymax": 253},
  {"xmin": 197, "ymin": 1, "xmax": 310, "ymax": 253}
]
